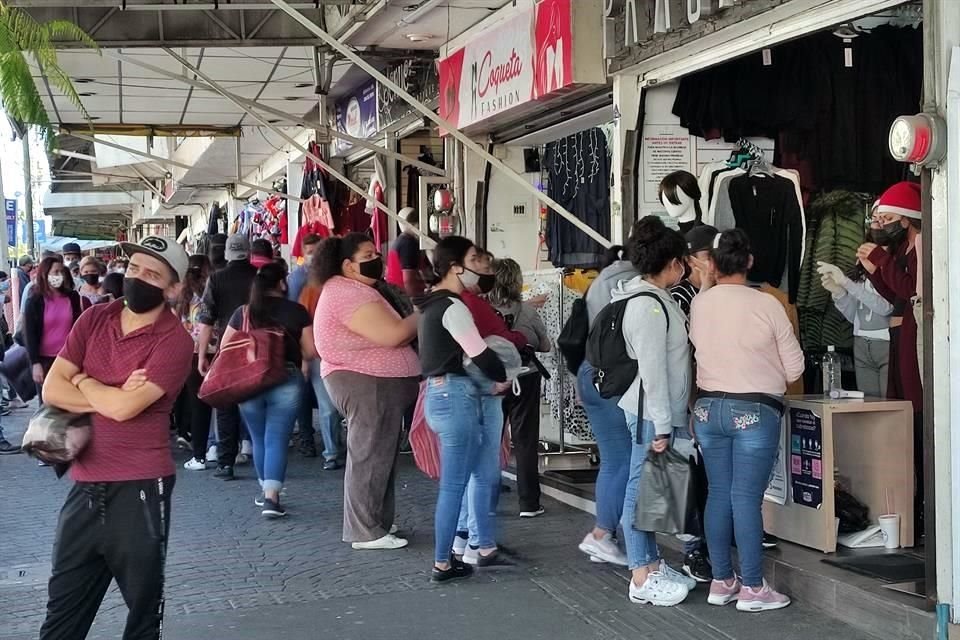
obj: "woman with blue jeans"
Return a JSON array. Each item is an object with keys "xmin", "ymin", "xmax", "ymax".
[
  {"xmin": 689, "ymin": 229, "xmax": 804, "ymax": 612},
  {"xmin": 577, "ymin": 245, "xmax": 638, "ymax": 566},
  {"xmin": 419, "ymin": 236, "xmax": 509, "ymax": 583},
  {"xmin": 223, "ymin": 263, "xmax": 314, "ymax": 519},
  {"xmin": 616, "ymin": 216, "xmax": 695, "ymax": 607}
]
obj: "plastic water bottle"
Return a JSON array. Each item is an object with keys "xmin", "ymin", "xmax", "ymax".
[{"xmin": 822, "ymin": 346, "xmax": 841, "ymax": 399}]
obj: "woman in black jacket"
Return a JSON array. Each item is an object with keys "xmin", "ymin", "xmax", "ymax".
[{"xmin": 22, "ymin": 256, "xmax": 82, "ymax": 401}]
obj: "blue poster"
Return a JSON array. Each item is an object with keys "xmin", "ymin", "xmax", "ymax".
[
  {"xmin": 4, "ymin": 199, "xmax": 15, "ymax": 247},
  {"xmin": 334, "ymin": 80, "xmax": 378, "ymax": 154},
  {"xmin": 21, "ymin": 220, "xmax": 45, "ymax": 245}
]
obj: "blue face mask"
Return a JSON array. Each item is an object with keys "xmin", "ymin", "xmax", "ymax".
[{"xmin": 0, "ymin": 281, "xmax": 9, "ymax": 293}]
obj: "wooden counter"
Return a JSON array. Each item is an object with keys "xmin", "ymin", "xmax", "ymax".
[{"xmin": 762, "ymin": 396, "xmax": 915, "ymax": 553}]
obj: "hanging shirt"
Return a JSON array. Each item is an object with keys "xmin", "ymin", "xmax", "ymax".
[{"xmin": 727, "ymin": 174, "xmax": 804, "ymax": 303}]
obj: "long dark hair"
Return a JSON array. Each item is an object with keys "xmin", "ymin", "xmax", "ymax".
[
  {"xmin": 248, "ymin": 262, "xmax": 287, "ymax": 328},
  {"xmin": 100, "ymin": 272, "xmax": 124, "ymax": 300},
  {"xmin": 176, "ymin": 254, "xmax": 211, "ymax": 318},
  {"xmin": 33, "ymin": 256, "xmax": 74, "ymax": 299},
  {"xmin": 312, "ymin": 233, "xmax": 374, "ymax": 285}
]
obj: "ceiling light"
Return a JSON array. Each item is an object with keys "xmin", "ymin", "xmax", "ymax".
[
  {"xmin": 294, "ymin": 82, "xmax": 312, "ymax": 88},
  {"xmin": 73, "ymin": 78, "xmax": 94, "ymax": 83},
  {"xmin": 78, "ymin": 92, "xmax": 96, "ymax": 97},
  {"xmin": 267, "ymin": 119, "xmax": 281, "ymax": 124},
  {"xmin": 405, "ymin": 33, "xmax": 433, "ymax": 43},
  {"xmin": 283, "ymin": 96, "xmax": 301, "ymax": 101}
]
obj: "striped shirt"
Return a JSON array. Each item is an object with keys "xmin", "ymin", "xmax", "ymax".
[{"xmin": 670, "ymin": 280, "xmax": 700, "ymax": 321}]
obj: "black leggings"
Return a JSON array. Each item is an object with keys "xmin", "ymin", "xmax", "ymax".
[{"xmin": 174, "ymin": 355, "xmax": 213, "ymax": 461}]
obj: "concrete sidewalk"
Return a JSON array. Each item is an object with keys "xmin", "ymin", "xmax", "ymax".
[{"xmin": 0, "ymin": 408, "xmax": 878, "ymax": 640}]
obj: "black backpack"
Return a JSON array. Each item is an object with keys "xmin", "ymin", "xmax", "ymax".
[
  {"xmin": 586, "ymin": 291, "xmax": 669, "ymax": 399},
  {"xmin": 557, "ymin": 297, "xmax": 588, "ymax": 375}
]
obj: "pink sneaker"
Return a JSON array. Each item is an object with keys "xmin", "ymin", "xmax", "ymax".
[
  {"xmin": 707, "ymin": 577, "xmax": 741, "ymax": 606},
  {"xmin": 736, "ymin": 580, "xmax": 791, "ymax": 612}
]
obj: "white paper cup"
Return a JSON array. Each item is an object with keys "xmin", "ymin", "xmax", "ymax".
[{"xmin": 878, "ymin": 514, "xmax": 900, "ymax": 549}]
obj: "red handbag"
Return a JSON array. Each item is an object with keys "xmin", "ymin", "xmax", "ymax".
[{"xmin": 199, "ymin": 306, "xmax": 287, "ymax": 409}]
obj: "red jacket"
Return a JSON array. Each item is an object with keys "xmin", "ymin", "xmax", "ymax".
[
  {"xmin": 460, "ymin": 290, "xmax": 528, "ymax": 350},
  {"xmin": 868, "ymin": 242, "xmax": 921, "ymax": 412}
]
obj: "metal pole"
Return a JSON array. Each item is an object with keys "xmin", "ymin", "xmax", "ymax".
[
  {"xmin": 65, "ymin": 132, "xmax": 305, "ymax": 203},
  {"xmin": 268, "ymin": 0, "xmax": 613, "ymax": 250},
  {"xmin": 101, "ymin": 50, "xmax": 446, "ymax": 177},
  {"xmin": 163, "ymin": 48, "xmax": 433, "ymax": 245},
  {"xmin": 22, "ymin": 136, "xmax": 35, "ymax": 256}
]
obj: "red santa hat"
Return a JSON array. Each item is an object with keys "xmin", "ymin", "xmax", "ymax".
[{"xmin": 876, "ymin": 181, "xmax": 922, "ymax": 220}]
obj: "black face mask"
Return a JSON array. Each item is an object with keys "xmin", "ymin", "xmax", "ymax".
[
  {"xmin": 123, "ymin": 277, "xmax": 167, "ymax": 313},
  {"xmin": 879, "ymin": 221, "xmax": 907, "ymax": 245},
  {"xmin": 477, "ymin": 273, "xmax": 496, "ymax": 294},
  {"xmin": 358, "ymin": 256, "xmax": 384, "ymax": 281},
  {"xmin": 81, "ymin": 274, "xmax": 100, "ymax": 286}
]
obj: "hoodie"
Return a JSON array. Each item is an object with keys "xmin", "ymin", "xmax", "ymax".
[
  {"xmin": 585, "ymin": 260, "xmax": 640, "ymax": 327},
  {"xmin": 613, "ymin": 277, "xmax": 691, "ymax": 436},
  {"xmin": 417, "ymin": 289, "xmax": 506, "ymax": 382}
]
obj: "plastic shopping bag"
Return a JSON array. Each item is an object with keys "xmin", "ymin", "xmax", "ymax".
[
  {"xmin": 634, "ymin": 447, "xmax": 696, "ymax": 535},
  {"xmin": 21, "ymin": 405, "xmax": 92, "ymax": 469}
]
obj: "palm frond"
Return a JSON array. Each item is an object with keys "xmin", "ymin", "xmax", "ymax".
[{"xmin": 0, "ymin": 2, "xmax": 98, "ymax": 141}]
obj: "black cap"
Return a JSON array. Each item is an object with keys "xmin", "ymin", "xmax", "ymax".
[
  {"xmin": 684, "ymin": 224, "xmax": 720, "ymax": 254},
  {"xmin": 62, "ymin": 242, "xmax": 82, "ymax": 255}
]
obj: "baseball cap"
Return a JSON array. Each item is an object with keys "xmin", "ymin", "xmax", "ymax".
[
  {"xmin": 225, "ymin": 234, "xmax": 250, "ymax": 262},
  {"xmin": 119, "ymin": 236, "xmax": 188, "ymax": 282},
  {"xmin": 62, "ymin": 242, "xmax": 82, "ymax": 255},
  {"xmin": 685, "ymin": 224, "xmax": 720, "ymax": 254},
  {"xmin": 18, "ymin": 255, "xmax": 34, "ymax": 267}
]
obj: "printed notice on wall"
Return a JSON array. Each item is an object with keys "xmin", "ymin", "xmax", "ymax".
[
  {"xmin": 642, "ymin": 125, "xmax": 691, "ymax": 204},
  {"xmin": 764, "ymin": 413, "xmax": 788, "ymax": 505},
  {"xmin": 790, "ymin": 408, "xmax": 823, "ymax": 509}
]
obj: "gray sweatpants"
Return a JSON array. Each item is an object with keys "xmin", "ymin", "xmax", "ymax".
[{"xmin": 853, "ymin": 336, "xmax": 890, "ymax": 398}]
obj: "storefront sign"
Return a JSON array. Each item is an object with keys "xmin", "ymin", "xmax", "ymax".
[
  {"xmin": 439, "ymin": 0, "xmax": 574, "ymax": 129},
  {"xmin": 335, "ymin": 80, "xmax": 378, "ymax": 154},
  {"xmin": 790, "ymin": 408, "xmax": 823, "ymax": 509},
  {"xmin": 377, "ymin": 59, "xmax": 439, "ymax": 130},
  {"xmin": 641, "ymin": 125, "xmax": 691, "ymax": 204},
  {"xmin": 4, "ymin": 199, "xmax": 15, "ymax": 248},
  {"xmin": 606, "ymin": 0, "xmax": 786, "ymax": 71}
]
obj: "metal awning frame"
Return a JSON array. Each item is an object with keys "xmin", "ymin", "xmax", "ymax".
[
  {"xmin": 99, "ymin": 49, "xmax": 446, "ymax": 178},
  {"xmin": 268, "ymin": 0, "xmax": 613, "ymax": 249}
]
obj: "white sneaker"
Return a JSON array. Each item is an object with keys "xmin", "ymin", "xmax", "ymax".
[
  {"xmin": 578, "ymin": 532, "xmax": 628, "ymax": 566},
  {"xmin": 628, "ymin": 572, "xmax": 689, "ymax": 607},
  {"xmin": 241, "ymin": 440, "xmax": 253, "ymax": 455},
  {"xmin": 351, "ymin": 534, "xmax": 408, "ymax": 550},
  {"xmin": 519, "ymin": 506, "xmax": 545, "ymax": 518},
  {"xmin": 660, "ymin": 559, "xmax": 698, "ymax": 591},
  {"xmin": 206, "ymin": 445, "xmax": 218, "ymax": 461},
  {"xmin": 452, "ymin": 535, "xmax": 468, "ymax": 558},
  {"xmin": 183, "ymin": 457, "xmax": 207, "ymax": 471}
]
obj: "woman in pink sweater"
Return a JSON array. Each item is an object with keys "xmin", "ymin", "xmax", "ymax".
[{"xmin": 689, "ymin": 229, "xmax": 804, "ymax": 613}]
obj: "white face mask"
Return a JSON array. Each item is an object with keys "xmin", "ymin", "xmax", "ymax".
[
  {"xmin": 48, "ymin": 274, "xmax": 64, "ymax": 289},
  {"xmin": 458, "ymin": 267, "xmax": 480, "ymax": 290}
]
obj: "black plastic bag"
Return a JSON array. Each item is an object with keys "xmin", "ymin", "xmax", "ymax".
[
  {"xmin": 634, "ymin": 448, "xmax": 696, "ymax": 535},
  {"xmin": 836, "ymin": 484, "xmax": 871, "ymax": 534}
]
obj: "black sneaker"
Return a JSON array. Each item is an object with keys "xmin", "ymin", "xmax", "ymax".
[
  {"xmin": 682, "ymin": 549, "xmax": 713, "ymax": 583},
  {"xmin": 298, "ymin": 442, "xmax": 318, "ymax": 458},
  {"xmin": 762, "ymin": 532, "xmax": 779, "ymax": 549},
  {"xmin": 431, "ymin": 557, "xmax": 474, "ymax": 584},
  {"xmin": 0, "ymin": 438, "xmax": 21, "ymax": 455},
  {"xmin": 214, "ymin": 465, "xmax": 235, "ymax": 481},
  {"xmin": 322, "ymin": 459, "xmax": 341, "ymax": 471},
  {"xmin": 262, "ymin": 499, "xmax": 287, "ymax": 518}
]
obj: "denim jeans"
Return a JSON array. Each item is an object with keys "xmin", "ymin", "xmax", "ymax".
[
  {"xmin": 577, "ymin": 361, "xmax": 631, "ymax": 534},
  {"xmin": 620, "ymin": 414, "xmax": 661, "ymax": 569},
  {"xmin": 424, "ymin": 374, "xmax": 482, "ymax": 564},
  {"xmin": 456, "ymin": 393, "xmax": 503, "ymax": 548},
  {"xmin": 238, "ymin": 369, "xmax": 303, "ymax": 493},
  {"xmin": 693, "ymin": 397, "xmax": 782, "ymax": 587},
  {"xmin": 300, "ymin": 358, "xmax": 344, "ymax": 462}
]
